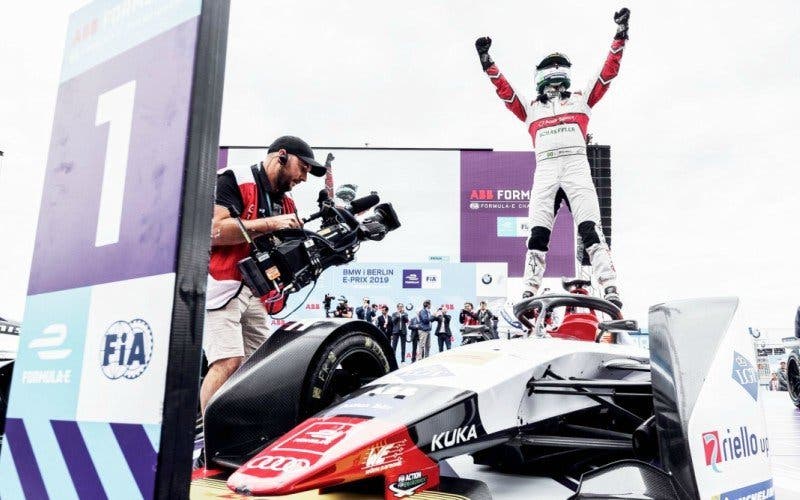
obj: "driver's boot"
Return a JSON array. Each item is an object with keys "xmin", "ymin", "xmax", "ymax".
[
  {"xmin": 586, "ymin": 242, "xmax": 622, "ymax": 308},
  {"xmin": 522, "ymin": 249, "xmax": 547, "ymax": 299}
]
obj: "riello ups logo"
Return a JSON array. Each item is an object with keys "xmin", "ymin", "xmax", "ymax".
[{"xmin": 702, "ymin": 426, "xmax": 769, "ymax": 473}]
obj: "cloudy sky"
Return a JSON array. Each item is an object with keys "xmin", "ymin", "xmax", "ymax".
[{"xmin": 1, "ymin": 0, "xmax": 799, "ymax": 332}]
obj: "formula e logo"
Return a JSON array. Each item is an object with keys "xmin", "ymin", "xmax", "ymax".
[
  {"xmin": 246, "ymin": 455, "xmax": 310, "ymax": 473},
  {"xmin": 28, "ymin": 323, "xmax": 71, "ymax": 360},
  {"xmin": 702, "ymin": 426, "xmax": 769, "ymax": 473},
  {"xmin": 100, "ymin": 319, "xmax": 153, "ymax": 380},
  {"xmin": 431, "ymin": 424, "xmax": 478, "ymax": 451},
  {"xmin": 402, "ymin": 270, "xmax": 421, "ymax": 289},
  {"xmin": 731, "ymin": 351, "xmax": 759, "ymax": 401}
]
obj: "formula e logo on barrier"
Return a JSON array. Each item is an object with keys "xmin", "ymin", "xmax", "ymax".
[
  {"xmin": 402, "ymin": 270, "xmax": 421, "ymax": 288},
  {"xmin": 431, "ymin": 424, "xmax": 478, "ymax": 451},
  {"xmin": 731, "ymin": 351, "xmax": 759, "ymax": 401},
  {"xmin": 100, "ymin": 319, "xmax": 153, "ymax": 380},
  {"xmin": 714, "ymin": 478, "xmax": 774, "ymax": 500},
  {"xmin": 702, "ymin": 426, "xmax": 769, "ymax": 473},
  {"xmin": 22, "ymin": 323, "xmax": 73, "ymax": 385},
  {"xmin": 28, "ymin": 323, "xmax": 71, "ymax": 360},
  {"xmin": 246, "ymin": 455, "xmax": 311, "ymax": 473}
]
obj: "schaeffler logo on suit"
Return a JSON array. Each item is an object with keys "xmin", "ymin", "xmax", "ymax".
[{"xmin": 701, "ymin": 426, "xmax": 769, "ymax": 473}]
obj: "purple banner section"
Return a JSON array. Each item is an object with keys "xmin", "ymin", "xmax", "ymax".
[
  {"xmin": 460, "ymin": 151, "xmax": 575, "ymax": 277},
  {"xmin": 27, "ymin": 18, "xmax": 198, "ymax": 295},
  {"xmin": 5, "ymin": 418, "xmax": 49, "ymax": 500},
  {"xmin": 51, "ymin": 420, "xmax": 107, "ymax": 500},
  {"xmin": 111, "ymin": 423, "xmax": 158, "ymax": 499},
  {"xmin": 218, "ymin": 146, "xmax": 228, "ymax": 169}
]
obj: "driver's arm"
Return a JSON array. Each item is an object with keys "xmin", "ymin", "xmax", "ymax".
[
  {"xmin": 586, "ymin": 9, "xmax": 630, "ymax": 108},
  {"xmin": 475, "ymin": 37, "xmax": 529, "ymax": 122}
]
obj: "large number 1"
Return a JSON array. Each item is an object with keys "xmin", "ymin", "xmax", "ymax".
[{"xmin": 94, "ymin": 80, "xmax": 136, "ymax": 247}]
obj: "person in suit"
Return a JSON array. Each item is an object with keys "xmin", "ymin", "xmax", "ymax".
[
  {"xmin": 376, "ymin": 305, "xmax": 392, "ymax": 337},
  {"xmin": 390, "ymin": 303, "xmax": 409, "ymax": 363},
  {"xmin": 433, "ymin": 306, "xmax": 453, "ymax": 352}
]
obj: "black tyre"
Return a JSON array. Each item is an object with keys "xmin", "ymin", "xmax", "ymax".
[
  {"xmin": 301, "ymin": 330, "xmax": 393, "ymax": 417},
  {"xmin": 788, "ymin": 355, "xmax": 800, "ymax": 409},
  {"xmin": 0, "ymin": 362, "xmax": 12, "ymax": 436}
]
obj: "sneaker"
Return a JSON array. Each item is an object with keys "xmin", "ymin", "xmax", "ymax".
[{"xmin": 604, "ymin": 286, "xmax": 623, "ymax": 309}]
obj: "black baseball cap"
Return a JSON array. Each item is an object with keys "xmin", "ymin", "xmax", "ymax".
[{"xmin": 268, "ymin": 135, "xmax": 327, "ymax": 177}]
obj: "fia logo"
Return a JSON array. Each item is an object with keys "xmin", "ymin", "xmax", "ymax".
[{"xmin": 100, "ymin": 319, "xmax": 153, "ymax": 380}]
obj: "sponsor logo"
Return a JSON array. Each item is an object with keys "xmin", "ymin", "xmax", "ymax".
[
  {"xmin": 496, "ymin": 217, "xmax": 529, "ymax": 237},
  {"xmin": 388, "ymin": 471, "xmax": 428, "ymax": 498},
  {"xmin": 431, "ymin": 424, "xmax": 478, "ymax": 451},
  {"xmin": 714, "ymin": 478, "xmax": 774, "ymax": 500},
  {"xmin": 362, "ymin": 440, "xmax": 406, "ymax": 474},
  {"xmin": 366, "ymin": 385, "xmax": 418, "ymax": 399},
  {"xmin": 481, "ymin": 274, "xmax": 493, "ymax": 285},
  {"xmin": 28, "ymin": 323, "xmax": 71, "ymax": 360},
  {"xmin": 246, "ymin": 455, "xmax": 311, "ymax": 473},
  {"xmin": 731, "ymin": 351, "xmax": 759, "ymax": 401},
  {"xmin": 421, "ymin": 269, "xmax": 441, "ymax": 289},
  {"xmin": 275, "ymin": 420, "xmax": 359, "ymax": 455},
  {"xmin": 397, "ymin": 364, "xmax": 454, "ymax": 381},
  {"xmin": 702, "ymin": 426, "xmax": 769, "ymax": 473},
  {"xmin": 402, "ymin": 269, "xmax": 421, "ymax": 289},
  {"xmin": 22, "ymin": 323, "xmax": 73, "ymax": 384},
  {"xmin": 100, "ymin": 319, "xmax": 153, "ymax": 380}
]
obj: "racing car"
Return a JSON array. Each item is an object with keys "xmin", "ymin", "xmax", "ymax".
[{"xmin": 218, "ymin": 295, "xmax": 773, "ymax": 499}]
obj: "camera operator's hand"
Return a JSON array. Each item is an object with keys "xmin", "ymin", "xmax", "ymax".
[
  {"xmin": 475, "ymin": 36, "xmax": 494, "ymax": 71},
  {"xmin": 265, "ymin": 214, "xmax": 301, "ymax": 232}
]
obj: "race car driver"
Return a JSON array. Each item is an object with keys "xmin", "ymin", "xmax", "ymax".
[{"xmin": 475, "ymin": 8, "xmax": 630, "ymax": 308}]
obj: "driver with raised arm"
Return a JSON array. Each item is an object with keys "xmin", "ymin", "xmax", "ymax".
[{"xmin": 475, "ymin": 8, "xmax": 630, "ymax": 308}]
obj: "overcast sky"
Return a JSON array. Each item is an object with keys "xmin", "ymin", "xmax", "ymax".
[{"xmin": 1, "ymin": 0, "xmax": 799, "ymax": 331}]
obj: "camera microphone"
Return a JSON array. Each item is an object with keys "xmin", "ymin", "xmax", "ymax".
[{"xmin": 346, "ymin": 194, "xmax": 380, "ymax": 214}]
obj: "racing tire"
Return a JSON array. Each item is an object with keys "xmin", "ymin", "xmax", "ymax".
[
  {"xmin": 301, "ymin": 330, "xmax": 393, "ymax": 418},
  {"xmin": 788, "ymin": 355, "xmax": 800, "ymax": 409}
]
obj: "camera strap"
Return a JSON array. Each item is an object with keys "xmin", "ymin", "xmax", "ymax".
[{"xmin": 251, "ymin": 163, "xmax": 274, "ymax": 217}]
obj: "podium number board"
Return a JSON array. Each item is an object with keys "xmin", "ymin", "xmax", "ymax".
[{"xmin": 0, "ymin": 1, "xmax": 228, "ymax": 498}]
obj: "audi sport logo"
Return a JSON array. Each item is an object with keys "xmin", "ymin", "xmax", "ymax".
[{"xmin": 246, "ymin": 455, "xmax": 311, "ymax": 473}]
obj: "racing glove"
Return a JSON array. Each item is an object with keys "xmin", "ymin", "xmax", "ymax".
[
  {"xmin": 614, "ymin": 8, "xmax": 630, "ymax": 40},
  {"xmin": 475, "ymin": 36, "xmax": 494, "ymax": 71}
]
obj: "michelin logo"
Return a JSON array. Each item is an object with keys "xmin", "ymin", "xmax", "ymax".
[
  {"xmin": 431, "ymin": 424, "xmax": 478, "ymax": 451},
  {"xmin": 715, "ymin": 478, "xmax": 774, "ymax": 500}
]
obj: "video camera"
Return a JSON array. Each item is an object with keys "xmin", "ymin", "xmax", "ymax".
[{"xmin": 237, "ymin": 191, "xmax": 401, "ymax": 313}]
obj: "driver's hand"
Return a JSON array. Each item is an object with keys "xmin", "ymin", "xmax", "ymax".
[{"xmin": 266, "ymin": 214, "xmax": 300, "ymax": 231}]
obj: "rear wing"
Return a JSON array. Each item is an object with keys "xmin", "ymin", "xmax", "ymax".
[{"xmin": 649, "ymin": 297, "xmax": 773, "ymax": 498}]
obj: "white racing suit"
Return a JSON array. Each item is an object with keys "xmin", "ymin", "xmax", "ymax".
[{"xmin": 484, "ymin": 36, "xmax": 625, "ymax": 294}]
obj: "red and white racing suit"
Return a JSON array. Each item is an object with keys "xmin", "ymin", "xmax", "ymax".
[{"xmin": 484, "ymin": 37, "xmax": 625, "ymax": 293}]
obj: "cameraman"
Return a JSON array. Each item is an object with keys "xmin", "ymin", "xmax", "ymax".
[
  {"xmin": 334, "ymin": 296, "xmax": 353, "ymax": 318},
  {"xmin": 323, "ymin": 294, "xmax": 335, "ymax": 318},
  {"xmin": 201, "ymin": 135, "xmax": 326, "ymax": 414}
]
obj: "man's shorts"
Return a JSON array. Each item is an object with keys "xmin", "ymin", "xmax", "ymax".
[{"xmin": 203, "ymin": 286, "xmax": 270, "ymax": 365}]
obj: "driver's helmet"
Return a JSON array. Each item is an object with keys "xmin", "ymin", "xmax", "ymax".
[{"xmin": 535, "ymin": 52, "xmax": 572, "ymax": 93}]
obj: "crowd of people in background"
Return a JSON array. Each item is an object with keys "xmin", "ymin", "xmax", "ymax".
[
  {"xmin": 769, "ymin": 361, "xmax": 789, "ymax": 391},
  {"xmin": 324, "ymin": 295, "xmax": 499, "ymax": 363}
]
